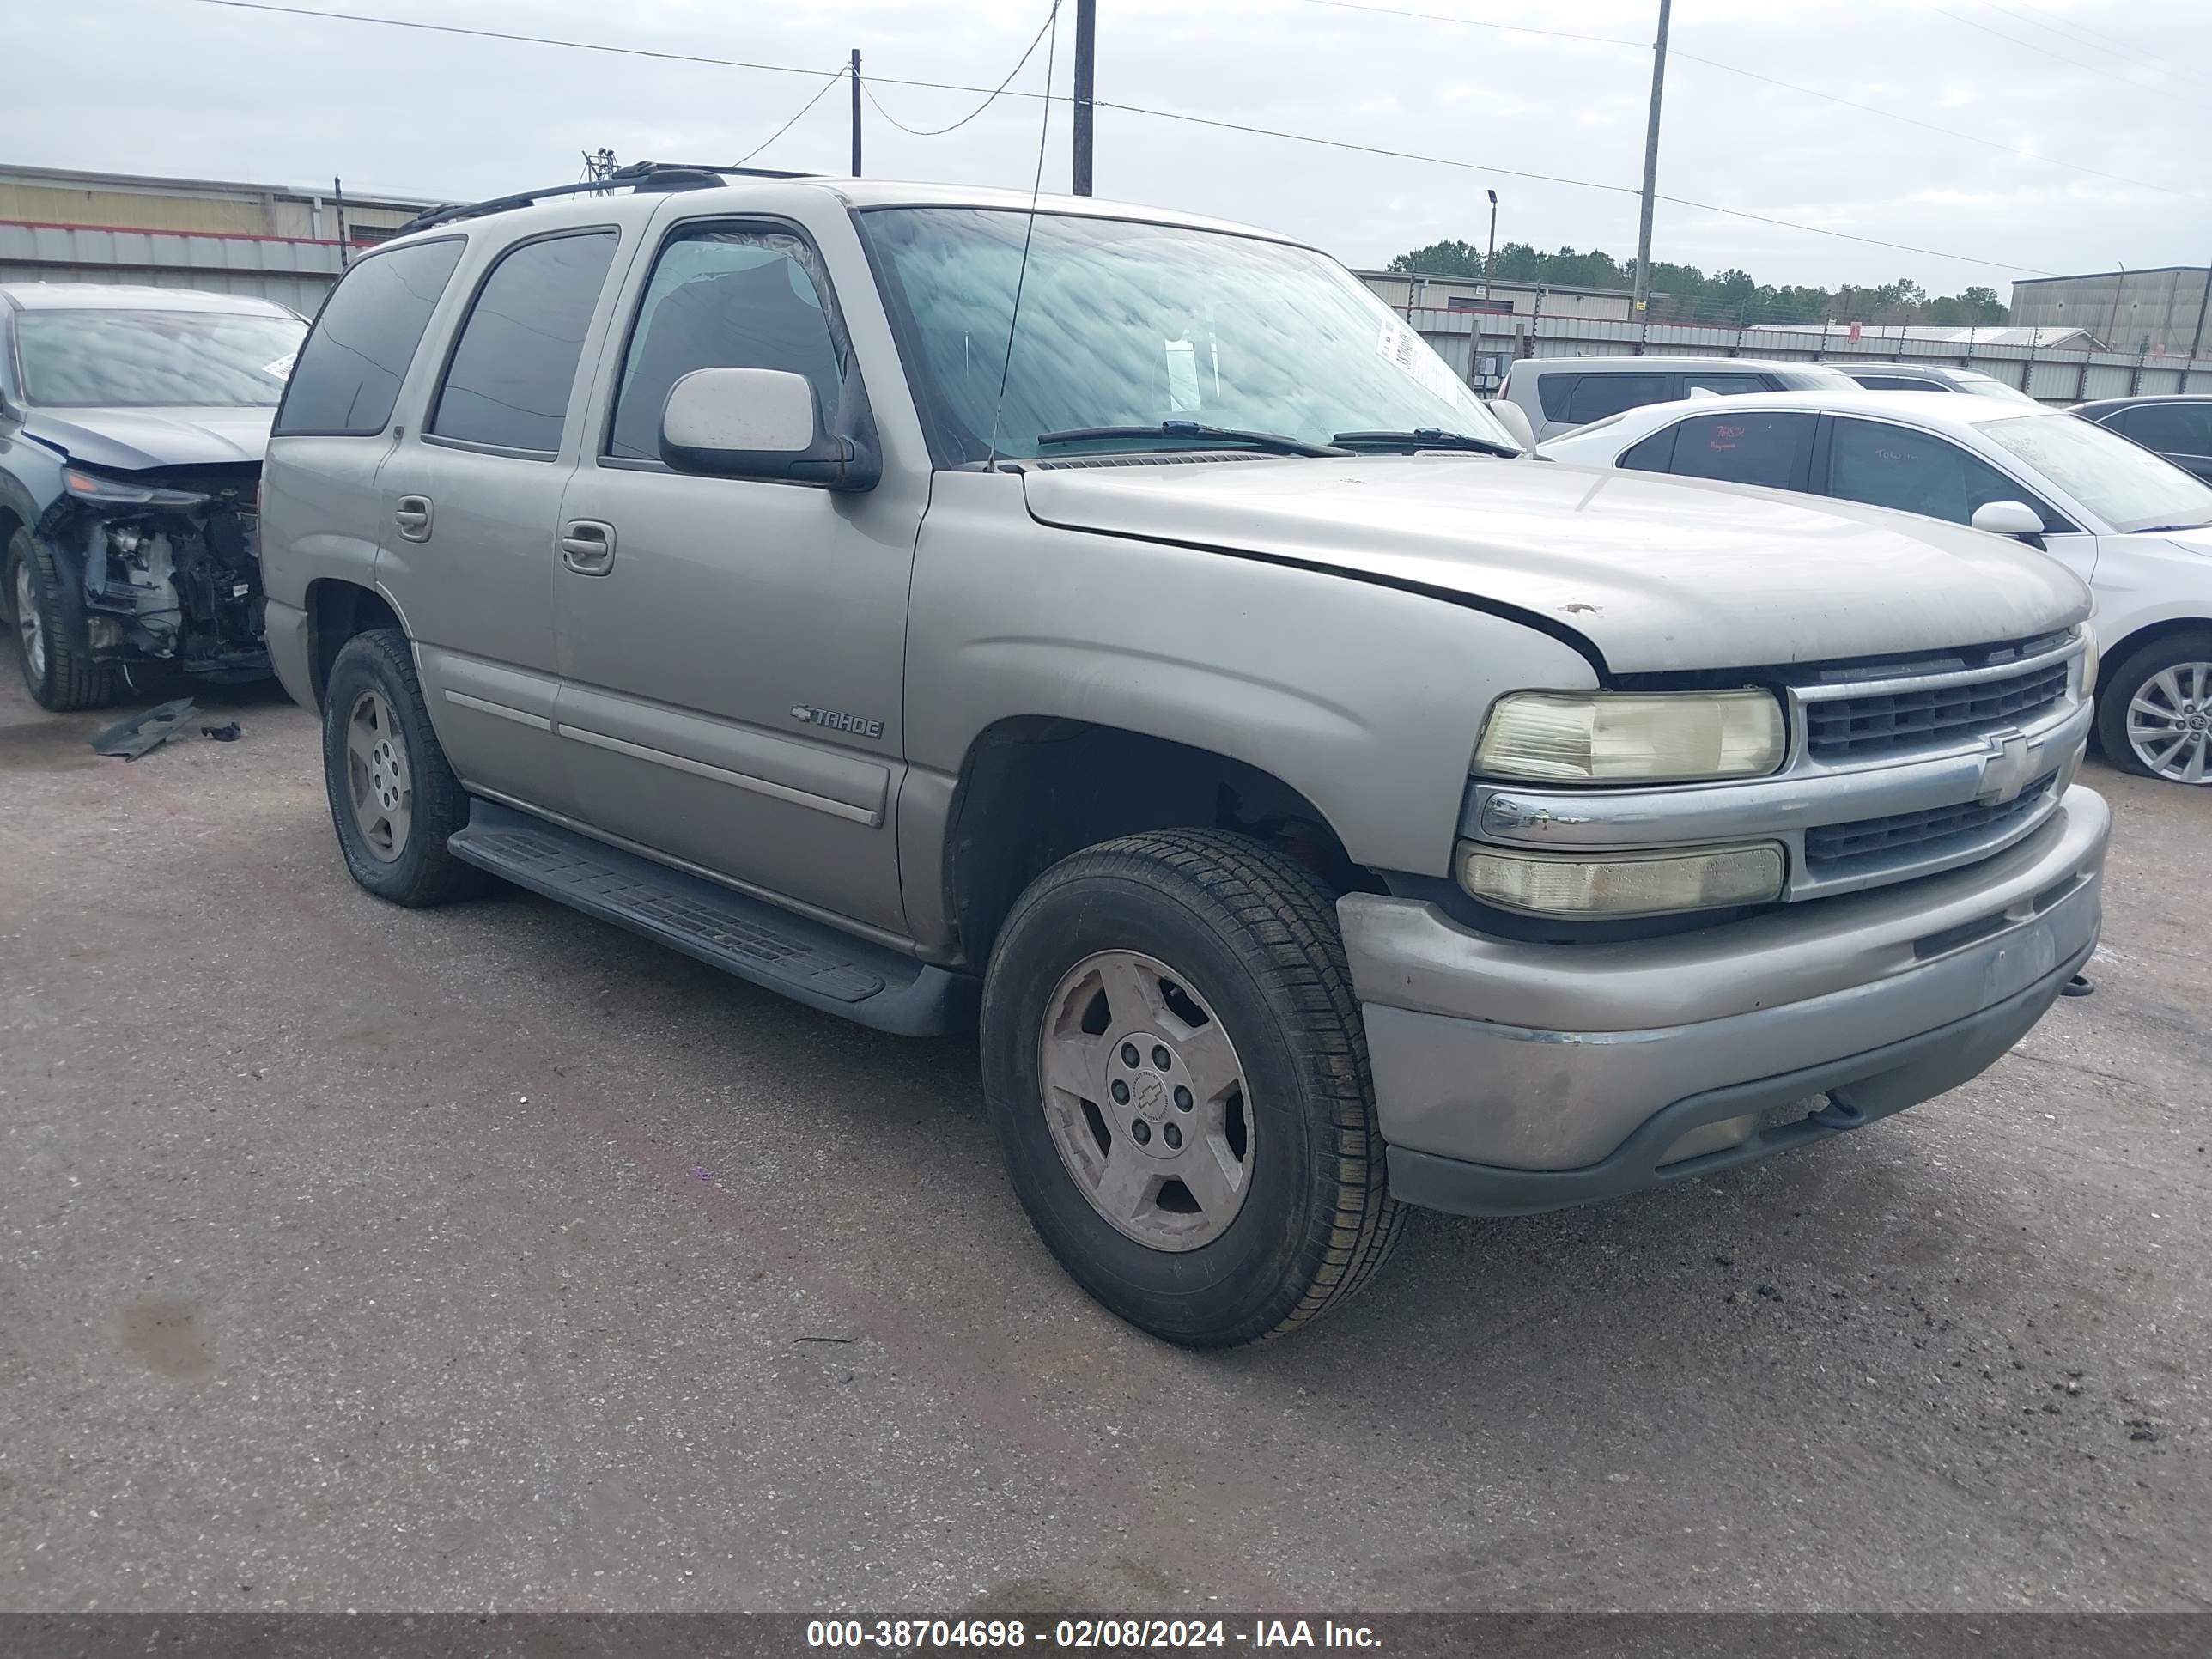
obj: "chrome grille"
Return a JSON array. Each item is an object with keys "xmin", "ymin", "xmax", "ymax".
[
  {"xmin": 1805, "ymin": 770, "xmax": 2060, "ymax": 866},
  {"xmin": 1805, "ymin": 661, "xmax": 2069, "ymax": 762}
]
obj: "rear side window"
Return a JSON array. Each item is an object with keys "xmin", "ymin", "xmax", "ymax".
[
  {"xmin": 606, "ymin": 225, "xmax": 846, "ymax": 463},
  {"xmin": 1567, "ymin": 372, "xmax": 1669, "ymax": 425},
  {"xmin": 275, "ymin": 238, "xmax": 465, "ymax": 436},
  {"xmin": 2120, "ymin": 403, "xmax": 2212, "ymax": 455},
  {"xmin": 1536, "ymin": 373, "xmax": 1578, "ymax": 421},
  {"xmin": 1668, "ymin": 410, "xmax": 1814, "ymax": 489},
  {"xmin": 1620, "ymin": 425, "xmax": 1677, "ymax": 471},
  {"xmin": 429, "ymin": 230, "xmax": 619, "ymax": 455}
]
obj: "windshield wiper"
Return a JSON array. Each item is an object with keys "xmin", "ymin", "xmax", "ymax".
[
  {"xmin": 1034, "ymin": 421, "xmax": 1348, "ymax": 458},
  {"xmin": 1330, "ymin": 428, "xmax": 1522, "ymax": 458}
]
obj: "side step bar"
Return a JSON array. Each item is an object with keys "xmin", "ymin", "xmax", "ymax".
[{"xmin": 447, "ymin": 800, "xmax": 976, "ymax": 1036}]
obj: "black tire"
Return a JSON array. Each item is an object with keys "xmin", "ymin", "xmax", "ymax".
[
  {"xmin": 981, "ymin": 829, "xmax": 1406, "ymax": 1347},
  {"xmin": 2095, "ymin": 628, "xmax": 2212, "ymax": 782},
  {"xmin": 320, "ymin": 628, "xmax": 484, "ymax": 906},
  {"xmin": 7, "ymin": 526, "xmax": 121, "ymax": 711}
]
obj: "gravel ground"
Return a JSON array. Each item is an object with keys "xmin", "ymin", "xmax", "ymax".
[{"xmin": 0, "ymin": 664, "xmax": 2205, "ymax": 1615}]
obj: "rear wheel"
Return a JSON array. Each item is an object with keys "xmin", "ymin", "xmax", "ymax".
[
  {"xmin": 2096, "ymin": 629, "xmax": 2212, "ymax": 784},
  {"xmin": 321, "ymin": 628, "xmax": 484, "ymax": 905},
  {"xmin": 8, "ymin": 527, "xmax": 120, "ymax": 711},
  {"xmin": 981, "ymin": 830, "xmax": 1404, "ymax": 1347}
]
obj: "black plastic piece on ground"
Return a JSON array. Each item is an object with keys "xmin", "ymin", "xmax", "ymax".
[
  {"xmin": 200, "ymin": 721, "xmax": 241, "ymax": 743},
  {"xmin": 447, "ymin": 799, "xmax": 976, "ymax": 1036},
  {"xmin": 89, "ymin": 698, "xmax": 198, "ymax": 760},
  {"xmin": 2061, "ymin": 973, "xmax": 2094, "ymax": 998},
  {"xmin": 1387, "ymin": 939, "xmax": 2096, "ymax": 1219}
]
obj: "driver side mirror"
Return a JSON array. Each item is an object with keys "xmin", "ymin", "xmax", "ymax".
[
  {"xmin": 1486, "ymin": 398, "xmax": 1537, "ymax": 451},
  {"xmin": 659, "ymin": 367, "xmax": 879, "ymax": 492},
  {"xmin": 1970, "ymin": 499, "xmax": 2047, "ymax": 544}
]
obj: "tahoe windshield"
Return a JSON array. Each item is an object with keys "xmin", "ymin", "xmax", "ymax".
[
  {"xmin": 863, "ymin": 206, "xmax": 1517, "ymax": 464},
  {"xmin": 1980, "ymin": 411, "xmax": 2212, "ymax": 533},
  {"xmin": 15, "ymin": 309, "xmax": 307, "ymax": 407}
]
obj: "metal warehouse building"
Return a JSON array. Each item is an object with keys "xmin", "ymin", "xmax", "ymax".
[
  {"xmin": 0, "ymin": 163, "xmax": 436, "ymax": 315},
  {"xmin": 2010, "ymin": 266, "xmax": 2212, "ymax": 361}
]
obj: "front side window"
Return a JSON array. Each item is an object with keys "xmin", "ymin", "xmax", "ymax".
[
  {"xmin": 2119, "ymin": 403, "xmax": 2212, "ymax": 456},
  {"xmin": 1980, "ymin": 411, "xmax": 2212, "ymax": 533},
  {"xmin": 276, "ymin": 237, "xmax": 466, "ymax": 436},
  {"xmin": 17, "ymin": 309, "xmax": 307, "ymax": 408},
  {"xmin": 429, "ymin": 229, "xmax": 619, "ymax": 454},
  {"xmin": 1824, "ymin": 419, "xmax": 2034, "ymax": 526},
  {"xmin": 861, "ymin": 207, "xmax": 1517, "ymax": 463},
  {"xmin": 1566, "ymin": 373, "xmax": 1668, "ymax": 426},
  {"xmin": 1667, "ymin": 410, "xmax": 1814, "ymax": 489},
  {"xmin": 606, "ymin": 226, "xmax": 846, "ymax": 463}
]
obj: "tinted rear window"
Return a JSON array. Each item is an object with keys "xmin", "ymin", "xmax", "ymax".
[
  {"xmin": 275, "ymin": 237, "xmax": 466, "ymax": 436},
  {"xmin": 430, "ymin": 230, "xmax": 619, "ymax": 455}
]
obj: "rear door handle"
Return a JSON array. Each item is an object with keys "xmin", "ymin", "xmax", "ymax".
[
  {"xmin": 560, "ymin": 519, "xmax": 616, "ymax": 576},
  {"xmin": 394, "ymin": 495, "xmax": 433, "ymax": 541}
]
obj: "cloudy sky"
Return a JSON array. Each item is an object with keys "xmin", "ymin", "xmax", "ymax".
[{"xmin": 15, "ymin": 0, "xmax": 2210, "ymax": 297}]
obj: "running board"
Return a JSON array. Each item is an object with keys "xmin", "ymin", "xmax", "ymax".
[{"xmin": 448, "ymin": 800, "xmax": 975, "ymax": 1036}]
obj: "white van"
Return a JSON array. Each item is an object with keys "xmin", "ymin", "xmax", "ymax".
[{"xmin": 1498, "ymin": 355, "xmax": 1859, "ymax": 440}]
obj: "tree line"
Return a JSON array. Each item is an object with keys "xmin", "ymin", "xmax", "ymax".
[{"xmin": 1387, "ymin": 240, "xmax": 2009, "ymax": 327}]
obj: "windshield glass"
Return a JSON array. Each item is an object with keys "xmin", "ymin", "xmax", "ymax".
[
  {"xmin": 15, "ymin": 309, "xmax": 307, "ymax": 407},
  {"xmin": 862, "ymin": 207, "xmax": 1518, "ymax": 462},
  {"xmin": 1979, "ymin": 411, "xmax": 2212, "ymax": 533}
]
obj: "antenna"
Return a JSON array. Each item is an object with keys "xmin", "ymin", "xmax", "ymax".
[{"xmin": 984, "ymin": 0, "xmax": 1063, "ymax": 471}]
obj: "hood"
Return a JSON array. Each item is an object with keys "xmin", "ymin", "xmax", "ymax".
[
  {"xmin": 22, "ymin": 405, "xmax": 276, "ymax": 472},
  {"xmin": 1022, "ymin": 454, "xmax": 2090, "ymax": 673}
]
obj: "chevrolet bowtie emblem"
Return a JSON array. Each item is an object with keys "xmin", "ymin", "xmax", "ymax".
[{"xmin": 1977, "ymin": 728, "xmax": 2034, "ymax": 805}]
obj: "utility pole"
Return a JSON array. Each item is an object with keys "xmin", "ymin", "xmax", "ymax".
[
  {"xmin": 850, "ymin": 49, "xmax": 863, "ymax": 175},
  {"xmin": 1631, "ymin": 0, "xmax": 1672, "ymax": 319},
  {"xmin": 2107, "ymin": 262, "xmax": 2128, "ymax": 354},
  {"xmin": 1073, "ymin": 0, "xmax": 1097, "ymax": 195},
  {"xmin": 332, "ymin": 175, "xmax": 349, "ymax": 268}
]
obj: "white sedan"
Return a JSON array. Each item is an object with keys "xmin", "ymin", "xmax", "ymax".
[{"xmin": 1539, "ymin": 388, "xmax": 2212, "ymax": 784}]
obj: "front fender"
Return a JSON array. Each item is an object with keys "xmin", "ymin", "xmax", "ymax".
[{"xmin": 903, "ymin": 470, "xmax": 1600, "ymax": 879}]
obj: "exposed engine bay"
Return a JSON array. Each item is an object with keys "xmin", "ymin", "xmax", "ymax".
[{"xmin": 36, "ymin": 463, "xmax": 270, "ymax": 682}]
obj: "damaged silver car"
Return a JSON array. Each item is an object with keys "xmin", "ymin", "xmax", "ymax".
[{"xmin": 0, "ymin": 283, "xmax": 305, "ymax": 710}]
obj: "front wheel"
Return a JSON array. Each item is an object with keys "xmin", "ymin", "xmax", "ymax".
[
  {"xmin": 981, "ymin": 830, "xmax": 1405, "ymax": 1347},
  {"xmin": 2096, "ymin": 629, "xmax": 2212, "ymax": 784},
  {"xmin": 8, "ymin": 527, "xmax": 119, "ymax": 712},
  {"xmin": 320, "ymin": 628, "xmax": 483, "ymax": 905}
]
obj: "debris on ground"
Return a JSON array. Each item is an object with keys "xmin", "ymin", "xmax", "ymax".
[
  {"xmin": 89, "ymin": 699, "xmax": 199, "ymax": 761},
  {"xmin": 200, "ymin": 721, "xmax": 241, "ymax": 743}
]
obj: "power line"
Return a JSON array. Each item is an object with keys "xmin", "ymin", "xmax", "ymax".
[
  {"xmin": 1292, "ymin": 0, "xmax": 1639, "ymax": 51},
  {"xmin": 864, "ymin": 1, "xmax": 1059, "ymax": 137},
  {"xmin": 1912, "ymin": 0, "xmax": 2212, "ymax": 103},
  {"xmin": 1952, "ymin": 0, "xmax": 2212, "ymax": 90},
  {"xmin": 1285, "ymin": 0, "xmax": 2183, "ymax": 197},
  {"xmin": 162, "ymin": 0, "xmax": 2065, "ymax": 275},
  {"xmin": 733, "ymin": 64, "xmax": 849, "ymax": 167}
]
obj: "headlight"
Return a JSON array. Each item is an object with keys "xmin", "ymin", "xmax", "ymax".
[
  {"xmin": 1474, "ymin": 690, "xmax": 1785, "ymax": 784},
  {"xmin": 2078, "ymin": 624, "xmax": 2099, "ymax": 696},
  {"xmin": 1457, "ymin": 840, "xmax": 1786, "ymax": 918}
]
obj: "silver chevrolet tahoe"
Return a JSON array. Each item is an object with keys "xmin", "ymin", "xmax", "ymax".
[{"xmin": 258, "ymin": 169, "xmax": 2110, "ymax": 1347}]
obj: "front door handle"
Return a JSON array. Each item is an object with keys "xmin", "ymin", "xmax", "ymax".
[
  {"xmin": 559, "ymin": 519, "xmax": 616, "ymax": 576},
  {"xmin": 394, "ymin": 495, "xmax": 433, "ymax": 542}
]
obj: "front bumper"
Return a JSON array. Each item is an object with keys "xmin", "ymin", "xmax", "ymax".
[{"xmin": 1341, "ymin": 786, "xmax": 2109, "ymax": 1217}]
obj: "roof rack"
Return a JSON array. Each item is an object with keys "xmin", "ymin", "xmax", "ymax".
[{"xmin": 393, "ymin": 162, "xmax": 817, "ymax": 236}]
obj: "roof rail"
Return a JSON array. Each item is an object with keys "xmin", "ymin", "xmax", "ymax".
[{"xmin": 392, "ymin": 161, "xmax": 819, "ymax": 236}]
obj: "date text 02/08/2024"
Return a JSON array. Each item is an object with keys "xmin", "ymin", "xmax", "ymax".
[{"xmin": 805, "ymin": 1620, "xmax": 1382, "ymax": 1650}]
